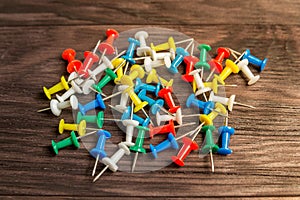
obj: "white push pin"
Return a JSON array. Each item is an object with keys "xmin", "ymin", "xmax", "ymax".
[
  {"xmin": 56, "ymin": 80, "xmax": 83, "ymax": 102},
  {"xmin": 143, "ymin": 57, "xmax": 165, "ymax": 72},
  {"xmin": 122, "ymin": 118, "xmax": 139, "ymax": 147},
  {"xmin": 237, "ymin": 59, "xmax": 260, "ymax": 85},
  {"xmin": 88, "ymin": 55, "xmax": 114, "ymax": 81},
  {"xmin": 115, "ymin": 85, "xmax": 129, "ymax": 112},
  {"xmin": 93, "ymin": 142, "xmax": 130, "ymax": 182},
  {"xmin": 135, "ymin": 31, "xmax": 151, "ymax": 56},
  {"xmin": 189, "ymin": 69, "xmax": 211, "ymax": 100},
  {"xmin": 209, "ymin": 91, "xmax": 255, "ymax": 111},
  {"xmin": 156, "ymin": 108, "xmax": 182, "ymax": 125},
  {"xmin": 150, "ymin": 49, "xmax": 175, "ymax": 61},
  {"xmin": 37, "ymin": 95, "xmax": 78, "ymax": 116}
]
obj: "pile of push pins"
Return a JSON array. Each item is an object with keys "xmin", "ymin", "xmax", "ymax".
[{"xmin": 39, "ymin": 27, "xmax": 267, "ymax": 182}]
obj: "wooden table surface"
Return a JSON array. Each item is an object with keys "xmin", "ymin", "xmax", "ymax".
[{"xmin": 1, "ymin": 0, "xmax": 300, "ymax": 199}]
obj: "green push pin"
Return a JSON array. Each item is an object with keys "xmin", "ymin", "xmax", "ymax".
[
  {"xmin": 201, "ymin": 125, "xmax": 219, "ymax": 172},
  {"xmin": 51, "ymin": 130, "xmax": 98, "ymax": 155},
  {"xmin": 77, "ymin": 111, "xmax": 122, "ymax": 129},
  {"xmin": 51, "ymin": 131, "xmax": 80, "ymax": 155},
  {"xmin": 130, "ymin": 126, "xmax": 148, "ymax": 172},
  {"xmin": 195, "ymin": 44, "xmax": 211, "ymax": 70},
  {"xmin": 92, "ymin": 68, "xmax": 117, "ymax": 93}
]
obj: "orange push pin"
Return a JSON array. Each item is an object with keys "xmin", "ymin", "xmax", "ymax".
[
  {"xmin": 43, "ymin": 76, "xmax": 69, "ymax": 100},
  {"xmin": 62, "ymin": 48, "xmax": 83, "ymax": 73},
  {"xmin": 99, "ymin": 29, "xmax": 119, "ymax": 56}
]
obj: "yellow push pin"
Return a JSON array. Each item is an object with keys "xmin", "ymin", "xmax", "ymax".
[
  {"xmin": 112, "ymin": 57, "xmax": 126, "ymax": 84},
  {"xmin": 150, "ymin": 37, "xmax": 176, "ymax": 52},
  {"xmin": 200, "ymin": 102, "xmax": 227, "ymax": 125},
  {"xmin": 204, "ymin": 77, "xmax": 237, "ymax": 94},
  {"xmin": 146, "ymin": 69, "xmax": 173, "ymax": 87},
  {"xmin": 123, "ymin": 86, "xmax": 148, "ymax": 113},
  {"xmin": 43, "ymin": 76, "xmax": 69, "ymax": 100},
  {"xmin": 58, "ymin": 119, "xmax": 87, "ymax": 136},
  {"xmin": 214, "ymin": 59, "xmax": 240, "ymax": 85},
  {"xmin": 120, "ymin": 64, "xmax": 145, "ymax": 86}
]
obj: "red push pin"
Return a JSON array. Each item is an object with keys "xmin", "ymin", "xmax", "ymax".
[
  {"xmin": 171, "ymin": 136, "xmax": 199, "ymax": 167},
  {"xmin": 158, "ymin": 86, "xmax": 180, "ymax": 113},
  {"xmin": 61, "ymin": 48, "xmax": 82, "ymax": 73},
  {"xmin": 149, "ymin": 119, "xmax": 195, "ymax": 138},
  {"xmin": 209, "ymin": 47, "xmax": 230, "ymax": 74},
  {"xmin": 182, "ymin": 56, "xmax": 199, "ymax": 83},
  {"xmin": 78, "ymin": 41, "xmax": 101, "ymax": 78},
  {"xmin": 98, "ymin": 29, "xmax": 119, "ymax": 56}
]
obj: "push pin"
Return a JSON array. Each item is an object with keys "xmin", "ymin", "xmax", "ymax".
[
  {"xmin": 56, "ymin": 78, "xmax": 83, "ymax": 102},
  {"xmin": 122, "ymin": 119, "xmax": 139, "ymax": 147},
  {"xmin": 150, "ymin": 37, "xmax": 176, "ymax": 53},
  {"xmin": 214, "ymin": 59, "xmax": 240, "ymax": 85},
  {"xmin": 182, "ymin": 55, "xmax": 199, "ymax": 82},
  {"xmin": 122, "ymin": 38, "xmax": 140, "ymax": 64},
  {"xmin": 115, "ymin": 85, "xmax": 129, "ymax": 112},
  {"xmin": 78, "ymin": 40, "xmax": 100, "ymax": 78},
  {"xmin": 209, "ymin": 47, "xmax": 231, "ymax": 74},
  {"xmin": 123, "ymin": 86, "xmax": 148, "ymax": 113},
  {"xmin": 143, "ymin": 57, "xmax": 165, "ymax": 72},
  {"xmin": 195, "ymin": 44, "xmax": 211, "ymax": 70},
  {"xmin": 120, "ymin": 106, "xmax": 150, "ymax": 127},
  {"xmin": 242, "ymin": 49, "xmax": 267, "ymax": 72},
  {"xmin": 218, "ymin": 124, "xmax": 235, "ymax": 155},
  {"xmin": 135, "ymin": 31, "xmax": 151, "ymax": 56},
  {"xmin": 237, "ymin": 59, "xmax": 260, "ymax": 85},
  {"xmin": 186, "ymin": 94, "xmax": 215, "ymax": 115},
  {"xmin": 150, "ymin": 133, "xmax": 179, "ymax": 159},
  {"xmin": 200, "ymin": 102, "xmax": 227, "ymax": 125},
  {"xmin": 171, "ymin": 125, "xmax": 202, "ymax": 167},
  {"xmin": 209, "ymin": 91, "xmax": 255, "ymax": 111},
  {"xmin": 98, "ymin": 29, "xmax": 119, "ymax": 57},
  {"xmin": 137, "ymin": 89, "xmax": 164, "ymax": 115},
  {"xmin": 88, "ymin": 55, "xmax": 114, "ymax": 82},
  {"xmin": 120, "ymin": 64, "xmax": 145, "ymax": 86},
  {"xmin": 149, "ymin": 119, "xmax": 195, "ymax": 138},
  {"xmin": 146, "ymin": 69, "xmax": 173, "ymax": 87},
  {"xmin": 37, "ymin": 95, "xmax": 78, "ymax": 116},
  {"xmin": 93, "ymin": 142, "xmax": 130, "ymax": 182},
  {"xmin": 58, "ymin": 119, "xmax": 87, "ymax": 136},
  {"xmin": 134, "ymin": 78, "xmax": 161, "ymax": 96},
  {"xmin": 168, "ymin": 47, "xmax": 190, "ymax": 74},
  {"xmin": 43, "ymin": 76, "xmax": 69, "ymax": 100},
  {"xmin": 150, "ymin": 49, "xmax": 175, "ymax": 62},
  {"xmin": 91, "ymin": 130, "xmax": 111, "ymax": 176},
  {"xmin": 61, "ymin": 48, "xmax": 82, "ymax": 73},
  {"xmin": 158, "ymin": 86, "xmax": 180, "ymax": 113},
  {"xmin": 130, "ymin": 126, "xmax": 148, "ymax": 172},
  {"xmin": 201, "ymin": 125, "xmax": 218, "ymax": 172},
  {"xmin": 51, "ymin": 130, "xmax": 97, "ymax": 155},
  {"xmin": 78, "ymin": 93, "xmax": 106, "ymax": 115},
  {"xmin": 189, "ymin": 69, "xmax": 211, "ymax": 99},
  {"xmin": 93, "ymin": 68, "xmax": 117, "ymax": 93},
  {"xmin": 204, "ymin": 78, "xmax": 237, "ymax": 94},
  {"xmin": 155, "ymin": 108, "xmax": 182, "ymax": 125},
  {"xmin": 113, "ymin": 57, "xmax": 127, "ymax": 84}
]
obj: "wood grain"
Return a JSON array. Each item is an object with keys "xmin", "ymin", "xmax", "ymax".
[{"xmin": 1, "ymin": 0, "xmax": 300, "ymax": 199}]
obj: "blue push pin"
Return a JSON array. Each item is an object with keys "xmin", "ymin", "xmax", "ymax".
[
  {"xmin": 168, "ymin": 47, "xmax": 190, "ymax": 74},
  {"xmin": 122, "ymin": 38, "xmax": 140, "ymax": 65},
  {"xmin": 121, "ymin": 106, "xmax": 150, "ymax": 126},
  {"xmin": 186, "ymin": 94, "xmax": 215, "ymax": 115},
  {"xmin": 134, "ymin": 78, "xmax": 161, "ymax": 96},
  {"xmin": 149, "ymin": 133, "xmax": 179, "ymax": 158},
  {"xmin": 217, "ymin": 126, "xmax": 235, "ymax": 155},
  {"xmin": 138, "ymin": 89, "xmax": 164, "ymax": 115},
  {"xmin": 242, "ymin": 49, "xmax": 268, "ymax": 72},
  {"xmin": 91, "ymin": 130, "xmax": 111, "ymax": 176},
  {"xmin": 78, "ymin": 93, "xmax": 106, "ymax": 115}
]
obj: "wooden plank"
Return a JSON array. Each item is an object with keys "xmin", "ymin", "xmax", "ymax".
[
  {"xmin": 0, "ymin": 0, "xmax": 300, "ymax": 26},
  {"xmin": 0, "ymin": 24, "xmax": 300, "ymax": 198}
]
